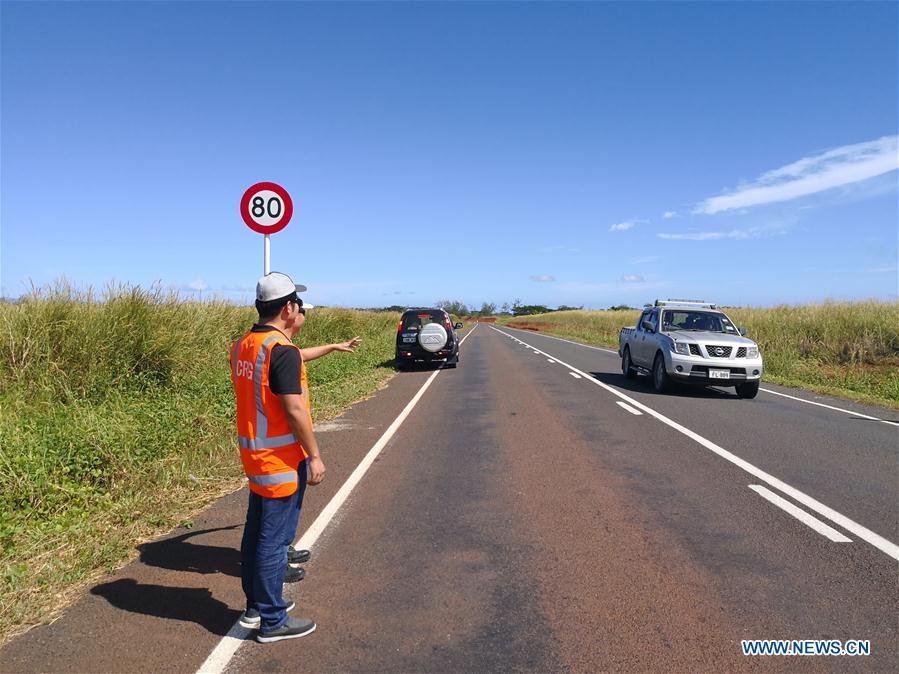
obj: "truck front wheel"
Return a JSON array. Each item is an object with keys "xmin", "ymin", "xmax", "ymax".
[
  {"xmin": 621, "ymin": 347, "xmax": 637, "ymax": 379},
  {"xmin": 736, "ymin": 381, "xmax": 759, "ymax": 399},
  {"xmin": 652, "ymin": 353, "xmax": 672, "ymax": 394}
]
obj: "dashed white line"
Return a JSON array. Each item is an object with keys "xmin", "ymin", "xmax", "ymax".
[
  {"xmin": 569, "ymin": 372, "xmax": 582, "ymax": 379},
  {"xmin": 547, "ymin": 359, "xmax": 556, "ymax": 363},
  {"xmin": 490, "ymin": 325, "xmax": 898, "ymax": 561},
  {"xmin": 616, "ymin": 401, "xmax": 643, "ymax": 416},
  {"xmin": 749, "ymin": 485, "xmax": 852, "ymax": 543}
]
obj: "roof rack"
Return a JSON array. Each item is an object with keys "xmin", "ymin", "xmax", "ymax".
[{"xmin": 654, "ymin": 299, "xmax": 718, "ymax": 309}]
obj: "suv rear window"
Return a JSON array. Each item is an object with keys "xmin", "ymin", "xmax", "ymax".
[{"xmin": 402, "ymin": 311, "xmax": 446, "ymax": 331}]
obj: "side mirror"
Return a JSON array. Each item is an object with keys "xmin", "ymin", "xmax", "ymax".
[
  {"xmin": 641, "ymin": 320, "xmax": 654, "ymax": 333},
  {"xmin": 739, "ymin": 327, "xmax": 747, "ymax": 336},
  {"xmin": 454, "ymin": 322, "xmax": 463, "ymax": 330}
]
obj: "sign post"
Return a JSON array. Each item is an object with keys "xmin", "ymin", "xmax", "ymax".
[{"xmin": 240, "ymin": 181, "xmax": 294, "ymax": 275}]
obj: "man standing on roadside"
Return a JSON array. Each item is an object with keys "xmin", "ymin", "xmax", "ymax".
[{"xmin": 229, "ymin": 271, "xmax": 359, "ymax": 643}]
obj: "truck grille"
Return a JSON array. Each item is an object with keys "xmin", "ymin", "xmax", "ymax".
[
  {"xmin": 705, "ymin": 345, "xmax": 733, "ymax": 358},
  {"xmin": 736, "ymin": 347, "xmax": 747, "ymax": 358},
  {"xmin": 689, "ymin": 344, "xmax": 701, "ymax": 356}
]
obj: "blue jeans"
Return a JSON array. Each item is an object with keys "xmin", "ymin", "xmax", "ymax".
[{"xmin": 241, "ymin": 460, "xmax": 307, "ymax": 632}]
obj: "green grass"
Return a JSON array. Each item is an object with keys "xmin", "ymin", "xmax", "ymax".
[
  {"xmin": 0, "ymin": 282, "xmax": 399, "ymax": 644},
  {"xmin": 498, "ymin": 302, "xmax": 899, "ymax": 409}
]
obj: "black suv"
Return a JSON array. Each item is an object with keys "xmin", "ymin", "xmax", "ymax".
[{"xmin": 395, "ymin": 308, "xmax": 463, "ymax": 369}]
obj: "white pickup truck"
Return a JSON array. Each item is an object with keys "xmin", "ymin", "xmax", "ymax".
[{"xmin": 618, "ymin": 300, "xmax": 763, "ymax": 398}]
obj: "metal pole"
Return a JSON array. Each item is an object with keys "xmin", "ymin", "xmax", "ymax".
[{"xmin": 264, "ymin": 234, "xmax": 270, "ymax": 275}]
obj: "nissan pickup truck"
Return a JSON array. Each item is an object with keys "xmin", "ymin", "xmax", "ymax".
[{"xmin": 618, "ymin": 300, "xmax": 763, "ymax": 398}]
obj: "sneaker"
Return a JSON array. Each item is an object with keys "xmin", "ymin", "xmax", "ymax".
[
  {"xmin": 256, "ymin": 616, "xmax": 316, "ymax": 643},
  {"xmin": 288, "ymin": 546, "xmax": 311, "ymax": 564},
  {"xmin": 284, "ymin": 565, "xmax": 305, "ymax": 583},
  {"xmin": 239, "ymin": 601, "xmax": 295, "ymax": 629}
]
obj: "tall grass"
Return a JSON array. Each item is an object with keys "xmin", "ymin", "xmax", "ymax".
[
  {"xmin": 0, "ymin": 282, "xmax": 399, "ymax": 643},
  {"xmin": 500, "ymin": 302, "xmax": 899, "ymax": 407}
]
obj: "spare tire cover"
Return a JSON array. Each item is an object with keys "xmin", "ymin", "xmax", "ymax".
[{"xmin": 418, "ymin": 323, "xmax": 448, "ymax": 353}]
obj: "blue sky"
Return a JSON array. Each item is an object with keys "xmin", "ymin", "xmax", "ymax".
[{"xmin": 2, "ymin": 1, "xmax": 896, "ymax": 309}]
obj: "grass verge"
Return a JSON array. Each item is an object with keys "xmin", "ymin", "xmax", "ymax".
[
  {"xmin": 498, "ymin": 302, "xmax": 899, "ymax": 409},
  {"xmin": 0, "ymin": 283, "xmax": 399, "ymax": 645}
]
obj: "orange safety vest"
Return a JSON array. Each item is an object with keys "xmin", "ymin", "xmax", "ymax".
[{"xmin": 230, "ymin": 328, "xmax": 311, "ymax": 498}]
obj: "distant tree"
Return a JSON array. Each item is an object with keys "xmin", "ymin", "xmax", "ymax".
[
  {"xmin": 608, "ymin": 304, "xmax": 636, "ymax": 311},
  {"xmin": 479, "ymin": 302, "xmax": 496, "ymax": 315},
  {"xmin": 556, "ymin": 305, "xmax": 582, "ymax": 312},
  {"xmin": 436, "ymin": 299, "xmax": 469, "ymax": 316},
  {"xmin": 512, "ymin": 304, "xmax": 551, "ymax": 316},
  {"xmin": 500, "ymin": 302, "xmax": 511, "ymax": 314}
]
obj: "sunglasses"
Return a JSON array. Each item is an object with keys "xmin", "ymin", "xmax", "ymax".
[{"xmin": 292, "ymin": 298, "xmax": 305, "ymax": 315}]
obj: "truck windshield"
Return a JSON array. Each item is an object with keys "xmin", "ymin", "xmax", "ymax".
[{"xmin": 661, "ymin": 310, "xmax": 737, "ymax": 334}]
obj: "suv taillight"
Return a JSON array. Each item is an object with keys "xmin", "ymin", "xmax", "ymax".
[{"xmin": 397, "ymin": 321, "xmax": 404, "ymax": 333}]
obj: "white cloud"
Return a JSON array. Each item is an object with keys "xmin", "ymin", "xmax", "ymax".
[
  {"xmin": 658, "ymin": 225, "xmax": 788, "ymax": 241},
  {"xmin": 663, "ymin": 211, "xmax": 678, "ymax": 219},
  {"xmin": 621, "ymin": 274, "xmax": 645, "ymax": 283},
  {"xmin": 609, "ymin": 220, "xmax": 641, "ymax": 232},
  {"xmin": 187, "ymin": 279, "xmax": 208, "ymax": 292},
  {"xmin": 630, "ymin": 255, "xmax": 660, "ymax": 264},
  {"xmin": 530, "ymin": 274, "xmax": 556, "ymax": 282},
  {"xmin": 695, "ymin": 135, "xmax": 899, "ymax": 214}
]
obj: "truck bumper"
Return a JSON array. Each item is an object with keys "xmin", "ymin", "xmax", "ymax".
[{"xmin": 667, "ymin": 352, "xmax": 763, "ymax": 385}]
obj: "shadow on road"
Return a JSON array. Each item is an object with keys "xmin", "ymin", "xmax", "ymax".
[
  {"xmin": 589, "ymin": 371, "xmax": 739, "ymax": 400},
  {"xmin": 90, "ymin": 579, "xmax": 240, "ymax": 635},
  {"xmin": 138, "ymin": 525, "xmax": 241, "ymax": 577}
]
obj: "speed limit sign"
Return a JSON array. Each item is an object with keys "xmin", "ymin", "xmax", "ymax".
[{"xmin": 240, "ymin": 181, "xmax": 293, "ymax": 234}]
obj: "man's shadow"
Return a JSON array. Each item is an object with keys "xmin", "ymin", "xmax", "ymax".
[
  {"xmin": 138, "ymin": 525, "xmax": 241, "ymax": 577},
  {"xmin": 90, "ymin": 579, "xmax": 241, "ymax": 636}
]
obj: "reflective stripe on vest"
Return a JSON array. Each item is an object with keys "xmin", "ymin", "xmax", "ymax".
[
  {"xmin": 247, "ymin": 471, "xmax": 298, "ymax": 486},
  {"xmin": 238, "ymin": 433, "xmax": 298, "ymax": 451}
]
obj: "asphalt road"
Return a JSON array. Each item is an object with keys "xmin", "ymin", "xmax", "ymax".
[{"xmin": 2, "ymin": 324, "xmax": 896, "ymax": 672}]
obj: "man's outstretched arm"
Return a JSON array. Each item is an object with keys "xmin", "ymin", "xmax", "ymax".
[{"xmin": 299, "ymin": 337, "xmax": 361, "ymax": 362}]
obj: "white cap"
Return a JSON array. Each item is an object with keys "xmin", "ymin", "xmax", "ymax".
[{"xmin": 256, "ymin": 272, "xmax": 313, "ymax": 308}]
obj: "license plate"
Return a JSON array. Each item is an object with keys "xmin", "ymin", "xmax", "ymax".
[
  {"xmin": 402, "ymin": 337, "xmax": 416, "ymax": 343},
  {"xmin": 709, "ymin": 369, "xmax": 730, "ymax": 379}
]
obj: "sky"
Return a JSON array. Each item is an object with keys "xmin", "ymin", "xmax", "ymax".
[{"xmin": 2, "ymin": 0, "xmax": 897, "ymax": 309}]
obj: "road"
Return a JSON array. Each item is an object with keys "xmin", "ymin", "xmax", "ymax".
[{"xmin": 2, "ymin": 323, "xmax": 896, "ymax": 672}]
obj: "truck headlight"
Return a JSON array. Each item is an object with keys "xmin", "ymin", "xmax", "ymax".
[
  {"xmin": 674, "ymin": 342, "xmax": 690, "ymax": 356},
  {"xmin": 747, "ymin": 346, "xmax": 759, "ymax": 358}
]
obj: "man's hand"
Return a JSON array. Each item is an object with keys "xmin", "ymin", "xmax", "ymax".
[
  {"xmin": 334, "ymin": 337, "xmax": 362, "ymax": 353},
  {"xmin": 307, "ymin": 456, "xmax": 326, "ymax": 485}
]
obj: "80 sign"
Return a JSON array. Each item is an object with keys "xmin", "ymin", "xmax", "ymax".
[{"xmin": 240, "ymin": 182, "xmax": 293, "ymax": 234}]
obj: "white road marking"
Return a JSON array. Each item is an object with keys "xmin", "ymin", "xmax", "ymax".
[
  {"xmin": 502, "ymin": 325, "xmax": 898, "ymax": 427},
  {"xmin": 501, "ymin": 325, "xmax": 619, "ymax": 354},
  {"xmin": 759, "ymin": 388, "xmax": 897, "ymax": 427},
  {"xmin": 547, "ymin": 359, "xmax": 556, "ymax": 363},
  {"xmin": 490, "ymin": 325, "xmax": 899, "ymax": 561},
  {"xmin": 616, "ymin": 401, "xmax": 643, "ymax": 416},
  {"xmin": 569, "ymin": 372, "xmax": 582, "ymax": 379},
  {"xmin": 197, "ymin": 325, "xmax": 480, "ymax": 673},
  {"xmin": 749, "ymin": 485, "xmax": 852, "ymax": 543}
]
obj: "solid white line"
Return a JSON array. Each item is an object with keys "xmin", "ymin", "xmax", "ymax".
[
  {"xmin": 749, "ymin": 485, "xmax": 852, "ymax": 543},
  {"xmin": 489, "ymin": 325, "xmax": 899, "ymax": 561},
  {"xmin": 616, "ymin": 401, "xmax": 643, "ymax": 416},
  {"xmin": 197, "ymin": 324, "xmax": 479, "ymax": 674},
  {"xmin": 569, "ymin": 372, "xmax": 582, "ymax": 379},
  {"xmin": 759, "ymin": 387, "xmax": 897, "ymax": 427},
  {"xmin": 547, "ymin": 359, "xmax": 556, "ymax": 363}
]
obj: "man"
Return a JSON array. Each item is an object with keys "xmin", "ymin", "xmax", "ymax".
[{"xmin": 229, "ymin": 271, "xmax": 359, "ymax": 643}]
